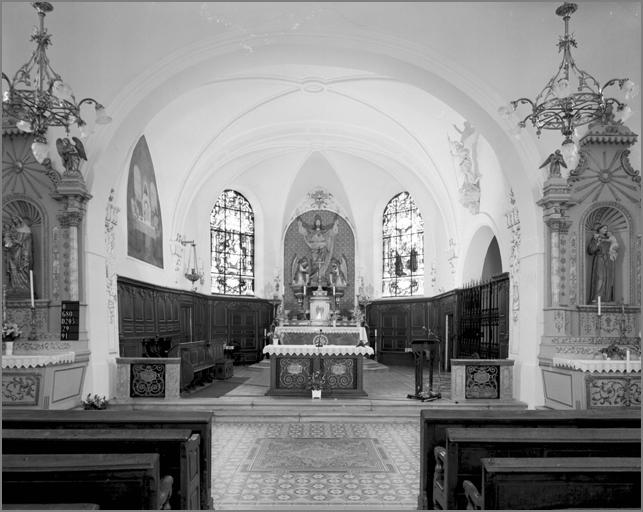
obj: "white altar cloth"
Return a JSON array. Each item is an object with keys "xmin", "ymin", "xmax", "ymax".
[
  {"xmin": 263, "ymin": 344, "xmax": 374, "ymax": 357},
  {"xmin": 2, "ymin": 351, "xmax": 76, "ymax": 368},
  {"xmin": 553, "ymin": 357, "xmax": 641, "ymax": 373}
]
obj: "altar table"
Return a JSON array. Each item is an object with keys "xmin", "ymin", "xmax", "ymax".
[
  {"xmin": 262, "ymin": 345, "xmax": 374, "ymax": 397},
  {"xmin": 274, "ymin": 326, "xmax": 367, "ymax": 346}
]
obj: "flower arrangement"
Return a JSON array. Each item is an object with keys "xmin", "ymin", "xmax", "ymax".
[
  {"xmin": 82, "ymin": 393, "xmax": 109, "ymax": 410},
  {"xmin": 2, "ymin": 321, "xmax": 22, "ymax": 341},
  {"xmin": 599, "ymin": 342, "xmax": 626, "ymax": 360},
  {"xmin": 308, "ymin": 369, "xmax": 327, "ymax": 391}
]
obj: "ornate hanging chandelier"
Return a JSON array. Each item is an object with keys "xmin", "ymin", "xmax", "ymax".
[
  {"xmin": 500, "ymin": 2, "xmax": 638, "ymax": 168},
  {"xmin": 2, "ymin": 2, "xmax": 111, "ymax": 164}
]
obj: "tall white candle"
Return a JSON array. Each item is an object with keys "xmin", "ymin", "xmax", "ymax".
[
  {"xmin": 29, "ymin": 270, "xmax": 34, "ymax": 308},
  {"xmin": 626, "ymin": 350, "xmax": 631, "ymax": 373},
  {"xmin": 597, "ymin": 296, "xmax": 601, "ymax": 316},
  {"xmin": 374, "ymin": 328, "xmax": 378, "ymax": 338}
]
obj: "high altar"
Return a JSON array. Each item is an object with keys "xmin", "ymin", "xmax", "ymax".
[{"xmin": 263, "ymin": 207, "xmax": 373, "ymax": 397}]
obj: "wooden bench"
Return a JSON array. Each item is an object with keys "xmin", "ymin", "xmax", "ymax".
[
  {"xmin": 2, "ymin": 409, "xmax": 213, "ymax": 510},
  {"xmin": 2, "ymin": 453, "xmax": 168, "ymax": 510},
  {"xmin": 434, "ymin": 426, "xmax": 641, "ymax": 509},
  {"xmin": 418, "ymin": 407, "xmax": 641, "ymax": 510},
  {"xmin": 464, "ymin": 456, "xmax": 641, "ymax": 510},
  {"xmin": 3, "ymin": 428, "xmax": 201, "ymax": 511}
]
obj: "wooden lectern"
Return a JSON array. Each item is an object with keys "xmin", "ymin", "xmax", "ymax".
[{"xmin": 407, "ymin": 331, "xmax": 441, "ymax": 401}]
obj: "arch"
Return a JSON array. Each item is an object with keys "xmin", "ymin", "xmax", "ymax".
[
  {"xmin": 382, "ymin": 192, "xmax": 424, "ymax": 297},
  {"xmin": 462, "ymin": 225, "xmax": 501, "ymax": 283},
  {"xmin": 210, "ymin": 190, "xmax": 256, "ymax": 295}
]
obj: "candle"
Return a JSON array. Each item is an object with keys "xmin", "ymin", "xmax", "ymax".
[
  {"xmin": 374, "ymin": 329, "xmax": 378, "ymax": 338},
  {"xmin": 332, "ymin": 285, "xmax": 335, "ymax": 296},
  {"xmin": 263, "ymin": 328, "xmax": 267, "ymax": 337},
  {"xmin": 626, "ymin": 350, "xmax": 631, "ymax": 373},
  {"xmin": 303, "ymin": 285, "xmax": 306, "ymax": 296},
  {"xmin": 29, "ymin": 270, "xmax": 34, "ymax": 308},
  {"xmin": 597, "ymin": 296, "xmax": 601, "ymax": 316}
]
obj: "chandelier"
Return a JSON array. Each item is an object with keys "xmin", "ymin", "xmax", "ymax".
[
  {"xmin": 500, "ymin": 2, "xmax": 638, "ymax": 168},
  {"xmin": 2, "ymin": 2, "xmax": 111, "ymax": 164},
  {"xmin": 182, "ymin": 240, "xmax": 203, "ymax": 290}
]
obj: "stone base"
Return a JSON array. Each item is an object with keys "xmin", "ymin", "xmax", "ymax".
[{"xmin": 115, "ymin": 357, "xmax": 181, "ymax": 400}]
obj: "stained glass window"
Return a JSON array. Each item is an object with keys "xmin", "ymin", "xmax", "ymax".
[
  {"xmin": 382, "ymin": 192, "xmax": 424, "ymax": 297},
  {"xmin": 210, "ymin": 190, "xmax": 255, "ymax": 295}
]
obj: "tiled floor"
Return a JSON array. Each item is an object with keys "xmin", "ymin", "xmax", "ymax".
[{"xmin": 205, "ymin": 364, "xmax": 447, "ymax": 510}]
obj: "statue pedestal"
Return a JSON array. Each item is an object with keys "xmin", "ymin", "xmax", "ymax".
[{"xmin": 309, "ymin": 290, "xmax": 331, "ymax": 325}]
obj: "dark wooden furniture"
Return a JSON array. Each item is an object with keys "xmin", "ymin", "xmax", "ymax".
[
  {"xmin": 418, "ymin": 407, "xmax": 642, "ymax": 510},
  {"xmin": 2, "ymin": 453, "xmax": 164, "ymax": 510},
  {"xmin": 2, "ymin": 409, "xmax": 213, "ymax": 511},
  {"xmin": 469, "ymin": 456, "xmax": 641, "ymax": 510},
  {"xmin": 3, "ymin": 428, "xmax": 201, "ymax": 510},
  {"xmin": 434, "ymin": 426, "xmax": 641, "ymax": 509}
]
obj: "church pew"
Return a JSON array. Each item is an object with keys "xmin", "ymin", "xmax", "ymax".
[
  {"xmin": 418, "ymin": 407, "xmax": 641, "ymax": 510},
  {"xmin": 2, "ymin": 453, "xmax": 169, "ymax": 510},
  {"xmin": 434, "ymin": 426, "xmax": 641, "ymax": 509},
  {"xmin": 464, "ymin": 456, "xmax": 641, "ymax": 510},
  {"xmin": 3, "ymin": 428, "xmax": 201, "ymax": 511},
  {"xmin": 2, "ymin": 409, "xmax": 213, "ymax": 511}
]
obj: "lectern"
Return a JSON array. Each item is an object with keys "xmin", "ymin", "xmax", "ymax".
[{"xmin": 407, "ymin": 331, "xmax": 441, "ymax": 401}]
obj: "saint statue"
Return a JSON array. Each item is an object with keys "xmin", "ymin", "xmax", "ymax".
[
  {"xmin": 587, "ymin": 223, "xmax": 619, "ymax": 302},
  {"xmin": 3, "ymin": 215, "xmax": 33, "ymax": 291},
  {"xmin": 539, "ymin": 149, "xmax": 567, "ymax": 178},
  {"xmin": 297, "ymin": 214, "xmax": 339, "ymax": 287},
  {"xmin": 291, "ymin": 255, "xmax": 310, "ymax": 287}
]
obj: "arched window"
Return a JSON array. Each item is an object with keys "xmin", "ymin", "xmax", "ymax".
[
  {"xmin": 210, "ymin": 190, "xmax": 255, "ymax": 295},
  {"xmin": 382, "ymin": 192, "xmax": 424, "ymax": 297}
]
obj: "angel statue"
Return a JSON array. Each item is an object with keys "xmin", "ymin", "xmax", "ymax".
[
  {"xmin": 291, "ymin": 255, "xmax": 310, "ymax": 287},
  {"xmin": 539, "ymin": 149, "xmax": 567, "ymax": 179},
  {"xmin": 328, "ymin": 255, "xmax": 348, "ymax": 289},
  {"xmin": 56, "ymin": 136, "xmax": 87, "ymax": 176},
  {"xmin": 297, "ymin": 214, "xmax": 339, "ymax": 287}
]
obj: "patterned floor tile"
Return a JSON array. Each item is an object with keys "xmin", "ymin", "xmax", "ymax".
[{"xmin": 211, "ymin": 421, "xmax": 419, "ymax": 509}]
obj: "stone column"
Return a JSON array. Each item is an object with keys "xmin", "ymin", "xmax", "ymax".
[
  {"xmin": 537, "ymin": 177, "xmax": 574, "ymax": 307},
  {"xmin": 51, "ymin": 175, "xmax": 92, "ymax": 302}
]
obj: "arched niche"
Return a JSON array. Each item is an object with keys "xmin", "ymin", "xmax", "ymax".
[
  {"xmin": 579, "ymin": 204, "xmax": 634, "ymax": 305},
  {"xmin": 2, "ymin": 198, "xmax": 48, "ymax": 300},
  {"xmin": 283, "ymin": 209, "xmax": 355, "ymax": 318}
]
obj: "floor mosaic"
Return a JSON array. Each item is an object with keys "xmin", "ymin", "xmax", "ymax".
[{"xmin": 211, "ymin": 421, "xmax": 420, "ymax": 510}]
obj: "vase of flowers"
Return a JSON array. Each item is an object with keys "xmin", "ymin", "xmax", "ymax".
[
  {"xmin": 3, "ymin": 321, "xmax": 21, "ymax": 355},
  {"xmin": 82, "ymin": 394, "xmax": 109, "ymax": 410},
  {"xmin": 309, "ymin": 369, "xmax": 326, "ymax": 399}
]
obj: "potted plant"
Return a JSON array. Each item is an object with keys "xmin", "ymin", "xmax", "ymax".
[
  {"xmin": 2, "ymin": 321, "xmax": 22, "ymax": 355},
  {"xmin": 82, "ymin": 393, "xmax": 109, "ymax": 410},
  {"xmin": 308, "ymin": 369, "xmax": 326, "ymax": 399}
]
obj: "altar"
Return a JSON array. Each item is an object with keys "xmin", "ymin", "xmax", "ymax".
[
  {"xmin": 263, "ymin": 344, "xmax": 374, "ymax": 397},
  {"xmin": 274, "ymin": 325, "xmax": 367, "ymax": 346}
]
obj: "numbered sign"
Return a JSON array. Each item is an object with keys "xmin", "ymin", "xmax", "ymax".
[{"xmin": 60, "ymin": 300, "xmax": 80, "ymax": 341}]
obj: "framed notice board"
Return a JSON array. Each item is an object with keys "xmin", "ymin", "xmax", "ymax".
[{"xmin": 60, "ymin": 300, "xmax": 80, "ymax": 341}]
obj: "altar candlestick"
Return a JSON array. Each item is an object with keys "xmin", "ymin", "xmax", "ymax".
[
  {"xmin": 29, "ymin": 270, "xmax": 34, "ymax": 308},
  {"xmin": 597, "ymin": 296, "xmax": 601, "ymax": 316}
]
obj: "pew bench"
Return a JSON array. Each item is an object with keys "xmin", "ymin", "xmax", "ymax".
[
  {"xmin": 464, "ymin": 456, "xmax": 641, "ymax": 510},
  {"xmin": 2, "ymin": 453, "xmax": 170, "ymax": 510},
  {"xmin": 3, "ymin": 428, "xmax": 200, "ymax": 511},
  {"xmin": 2, "ymin": 409, "xmax": 213, "ymax": 510},
  {"xmin": 434, "ymin": 426, "xmax": 641, "ymax": 509},
  {"xmin": 418, "ymin": 408, "xmax": 641, "ymax": 510}
]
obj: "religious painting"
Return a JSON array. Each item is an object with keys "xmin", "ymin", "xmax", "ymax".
[{"xmin": 127, "ymin": 136, "xmax": 163, "ymax": 268}]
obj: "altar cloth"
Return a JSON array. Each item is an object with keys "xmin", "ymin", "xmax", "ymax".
[
  {"xmin": 552, "ymin": 357, "xmax": 641, "ymax": 373},
  {"xmin": 263, "ymin": 344, "xmax": 373, "ymax": 357},
  {"xmin": 1, "ymin": 351, "xmax": 76, "ymax": 368}
]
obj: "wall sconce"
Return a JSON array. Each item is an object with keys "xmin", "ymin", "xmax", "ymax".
[{"xmin": 181, "ymin": 240, "xmax": 203, "ymax": 290}]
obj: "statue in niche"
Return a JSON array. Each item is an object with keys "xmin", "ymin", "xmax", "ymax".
[
  {"xmin": 291, "ymin": 255, "xmax": 310, "ymax": 287},
  {"xmin": 298, "ymin": 214, "xmax": 339, "ymax": 287},
  {"xmin": 587, "ymin": 223, "xmax": 619, "ymax": 302},
  {"xmin": 3, "ymin": 215, "xmax": 33, "ymax": 291}
]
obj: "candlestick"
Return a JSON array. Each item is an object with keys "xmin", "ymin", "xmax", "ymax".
[
  {"xmin": 332, "ymin": 285, "xmax": 335, "ymax": 297},
  {"xmin": 597, "ymin": 296, "xmax": 601, "ymax": 316},
  {"xmin": 2, "ymin": 284, "xmax": 6, "ymax": 322},
  {"xmin": 374, "ymin": 328, "xmax": 378, "ymax": 338},
  {"xmin": 29, "ymin": 270, "xmax": 35, "ymax": 309}
]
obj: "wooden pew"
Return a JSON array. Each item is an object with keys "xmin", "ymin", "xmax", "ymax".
[
  {"xmin": 2, "ymin": 409, "xmax": 213, "ymax": 511},
  {"xmin": 2, "ymin": 453, "xmax": 167, "ymax": 510},
  {"xmin": 418, "ymin": 407, "xmax": 641, "ymax": 510},
  {"xmin": 464, "ymin": 456, "xmax": 641, "ymax": 510},
  {"xmin": 3, "ymin": 428, "xmax": 201, "ymax": 511},
  {"xmin": 434, "ymin": 426, "xmax": 641, "ymax": 509}
]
